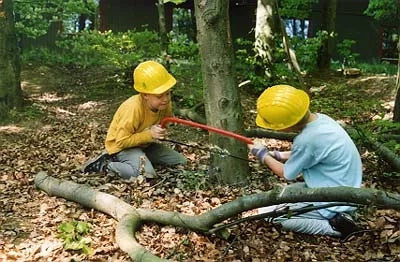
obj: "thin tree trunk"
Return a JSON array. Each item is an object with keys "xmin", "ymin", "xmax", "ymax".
[
  {"xmin": 157, "ymin": 0, "xmax": 169, "ymax": 60},
  {"xmin": 254, "ymin": 0, "xmax": 277, "ymax": 79},
  {"xmin": 280, "ymin": 18, "xmax": 304, "ymax": 82},
  {"xmin": 78, "ymin": 14, "xmax": 87, "ymax": 31},
  {"xmin": 274, "ymin": 0, "xmax": 304, "ymax": 86},
  {"xmin": 393, "ymin": 36, "xmax": 400, "ymax": 122},
  {"xmin": 0, "ymin": 0, "xmax": 23, "ymax": 119},
  {"xmin": 194, "ymin": 0, "xmax": 249, "ymax": 185},
  {"xmin": 317, "ymin": 0, "xmax": 337, "ymax": 71}
]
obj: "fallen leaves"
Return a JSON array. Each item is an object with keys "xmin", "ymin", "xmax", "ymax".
[{"xmin": 1, "ymin": 67, "xmax": 399, "ymax": 261}]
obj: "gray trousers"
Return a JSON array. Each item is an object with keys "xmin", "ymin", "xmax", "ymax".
[
  {"xmin": 107, "ymin": 143, "xmax": 187, "ymax": 179},
  {"xmin": 258, "ymin": 183, "xmax": 342, "ymax": 237}
]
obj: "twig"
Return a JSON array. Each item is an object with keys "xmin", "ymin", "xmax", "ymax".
[{"xmin": 142, "ymin": 176, "xmax": 168, "ymax": 193}]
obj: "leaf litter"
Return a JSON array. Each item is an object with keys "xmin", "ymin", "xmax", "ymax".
[{"xmin": 0, "ymin": 65, "xmax": 399, "ymax": 261}]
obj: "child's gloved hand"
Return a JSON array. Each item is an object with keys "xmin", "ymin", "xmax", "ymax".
[
  {"xmin": 248, "ymin": 142, "xmax": 269, "ymax": 162},
  {"xmin": 150, "ymin": 124, "xmax": 167, "ymax": 140}
]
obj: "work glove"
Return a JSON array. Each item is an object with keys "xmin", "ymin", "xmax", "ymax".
[
  {"xmin": 249, "ymin": 142, "xmax": 269, "ymax": 162},
  {"xmin": 150, "ymin": 124, "xmax": 167, "ymax": 140}
]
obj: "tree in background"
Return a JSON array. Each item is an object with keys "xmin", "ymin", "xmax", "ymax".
[
  {"xmin": 194, "ymin": 0, "xmax": 249, "ymax": 185},
  {"xmin": 157, "ymin": 0, "xmax": 169, "ymax": 58},
  {"xmin": 365, "ymin": 0, "xmax": 400, "ymax": 122},
  {"xmin": 77, "ymin": 0, "xmax": 97, "ymax": 31},
  {"xmin": 254, "ymin": 0, "xmax": 279, "ymax": 79},
  {"xmin": 253, "ymin": 0, "xmax": 318, "ymax": 85},
  {"xmin": 316, "ymin": 0, "xmax": 337, "ymax": 71},
  {"xmin": 0, "ymin": 0, "xmax": 23, "ymax": 118}
]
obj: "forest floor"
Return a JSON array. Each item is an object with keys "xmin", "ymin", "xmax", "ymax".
[{"xmin": 0, "ymin": 64, "xmax": 399, "ymax": 261}]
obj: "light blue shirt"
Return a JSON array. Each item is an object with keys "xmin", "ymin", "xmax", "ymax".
[{"xmin": 283, "ymin": 113, "xmax": 362, "ymax": 217}]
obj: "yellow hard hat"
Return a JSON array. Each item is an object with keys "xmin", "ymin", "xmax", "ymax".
[
  {"xmin": 133, "ymin": 61, "xmax": 176, "ymax": 94},
  {"xmin": 256, "ymin": 85, "xmax": 310, "ymax": 130}
]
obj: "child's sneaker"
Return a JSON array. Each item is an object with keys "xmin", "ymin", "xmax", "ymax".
[
  {"xmin": 81, "ymin": 152, "xmax": 110, "ymax": 173},
  {"xmin": 329, "ymin": 212, "xmax": 360, "ymax": 239}
]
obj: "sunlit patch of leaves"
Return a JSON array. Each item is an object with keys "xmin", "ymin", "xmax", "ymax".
[{"xmin": 1, "ymin": 103, "xmax": 46, "ymax": 125}]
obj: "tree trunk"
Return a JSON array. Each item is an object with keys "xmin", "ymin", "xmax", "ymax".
[
  {"xmin": 0, "ymin": 0, "xmax": 23, "ymax": 119},
  {"xmin": 157, "ymin": 0, "xmax": 169, "ymax": 59},
  {"xmin": 254, "ymin": 0, "xmax": 277, "ymax": 79},
  {"xmin": 194, "ymin": 0, "xmax": 249, "ymax": 185},
  {"xmin": 279, "ymin": 17, "xmax": 304, "ymax": 85},
  {"xmin": 34, "ymin": 171, "xmax": 400, "ymax": 261},
  {"xmin": 316, "ymin": 0, "xmax": 337, "ymax": 71},
  {"xmin": 78, "ymin": 14, "xmax": 88, "ymax": 31},
  {"xmin": 393, "ymin": 36, "xmax": 400, "ymax": 122},
  {"xmin": 254, "ymin": 0, "xmax": 303, "ymax": 84}
]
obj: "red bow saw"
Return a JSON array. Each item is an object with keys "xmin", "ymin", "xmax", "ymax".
[{"xmin": 160, "ymin": 117, "xmax": 254, "ymax": 144}]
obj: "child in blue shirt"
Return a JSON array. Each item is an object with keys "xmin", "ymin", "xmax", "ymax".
[{"xmin": 249, "ymin": 85, "xmax": 362, "ymax": 238}]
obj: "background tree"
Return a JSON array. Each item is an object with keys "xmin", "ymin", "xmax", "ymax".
[
  {"xmin": 157, "ymin": 0, "xmax": 169, "ymax": 58},
  {"xmin": 194, "ymin": 0, "xmax": 249, "ymax": 185},
  {"xmin": 316, "ymin": 0, "xmax": 337, "ymax": 71},
  {"xmin": 254, "ymin": 0, "xmax": 279, "ymax": 80},
  {"xmin": 78, "ymin": 0, "xmax": 96, "ymax": 31},
  {"xmin": 0, "ymin": 0, "xmax": 23, "ymax": 118},
  {"xmin": 253, "ymin": 0, "xmax": 317, "ymax": 86},
  {"xmin": 365, "ymin": 0, "xmax": 400, "ymax": 122}
]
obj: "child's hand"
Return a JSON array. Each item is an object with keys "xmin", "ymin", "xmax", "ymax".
[
  {"xmin": 150, "ymin": 125, "xmax": 167, "ymax": 140},
  {"xmin": 249, "ymin": 142, "xmax": 269, "ymax": 162}
]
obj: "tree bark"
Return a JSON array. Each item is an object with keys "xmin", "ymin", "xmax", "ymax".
[
  {"xmin": 194, "ymin": 0, "xmax": 249, "ymax": 185},
  {"xmin": 34, "ymin": 171, "xmax": 400, "ymax": 261},
  {"xmin": 254, "ymin": 0, "xmax": 277, "ymax": 79},
  {"xmin": 0, "ymin": 0, "xmax": 23, "ymax": 118},
  {"xmin": 279, "ymin": 16, "xmax": 304, "ymax": 85},
  {"xmin": 393, "ymin": 36, "xmax": 400, "ymax": 122},
  {"xmin": 316, "ymin": 0, "xmax": 337, "ymax": 71},
  {"xmin": 157, "ymin": 0, "xmax": 169, "ymax": 61}
]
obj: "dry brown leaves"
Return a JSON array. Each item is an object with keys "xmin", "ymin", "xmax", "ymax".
[{"xmin": 0, "ymin": 69, "xmax": 399, "ymax": 261}]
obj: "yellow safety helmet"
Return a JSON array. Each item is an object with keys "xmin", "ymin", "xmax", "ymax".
[
  {"xmin": 256, "ymin": 85, "xmax": 310, "ymax": 130},
  {"xmin": 133, "ymin": 61, "xmax": 176, "ymax": 94}
]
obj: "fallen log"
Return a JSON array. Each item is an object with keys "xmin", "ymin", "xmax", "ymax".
[{"xmin": 35, "ymin": 171, "xmax": 400, "ymax": 261}]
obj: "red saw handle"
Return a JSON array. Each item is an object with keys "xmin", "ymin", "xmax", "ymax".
[{"xmin": 160, "ymin": 117, "xmax": 254, "ymax": 144}]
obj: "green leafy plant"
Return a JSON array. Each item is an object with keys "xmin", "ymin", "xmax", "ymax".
[
  {"xmin": 23, "ymin": 29, "xmax": 161, "ymax": 68},
  {"xmin": 168, "ymin": 32, "xmax": 199, "ymax": 60},
  {"xmin": 234, "ymin": 37, "xmax": 274, "ymax": 92},
  {"xmin": 57, "ymin": 220, "xmax": 93, "ymax": 255},
  {"xmin": 234, "ymin": 31, "xmax": 325, "ymax": 92},
  {"xmin": 0, "ymin": 104, "xmax": 45, "ymax": 125},
  {"xmin": 356, "ymin": 61, "xmax": 397, "ymax": 75},
  {"xmin": 290, "ymin": 32, "xmax": 326, "ymax": 73},
  {"xmin": 22, "ymin": 29, "xmax": 162, "ymax": 89},
  {"xmin": 336, "ymin": 39, "xmax": 360, "ymax": 66},
  {"xmin": 14, "ymin": 0, "xmax": 97, "ymax": 38},
  {"xmin": 177, "ymin": 170, "xmax": 210, "ymax": 191}
]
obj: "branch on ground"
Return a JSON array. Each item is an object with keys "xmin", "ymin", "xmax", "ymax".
[{"xmin": 35, "ymin": 171, "xmax": 400, "ymax": 261}]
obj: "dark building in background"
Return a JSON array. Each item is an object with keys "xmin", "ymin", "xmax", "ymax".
[{"xmin": 23, "ymin": 0, "xmax": 398, "ymax": 63}]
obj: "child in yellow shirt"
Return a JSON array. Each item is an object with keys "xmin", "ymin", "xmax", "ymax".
[{"xmin": 82, "ymin": 61, "xmax": 187, "ymax": 179}]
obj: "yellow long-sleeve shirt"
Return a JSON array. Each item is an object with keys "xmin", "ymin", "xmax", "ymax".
[{"xmin": 105, "ymin": 94, "xmax": 173, "ymax": 154}]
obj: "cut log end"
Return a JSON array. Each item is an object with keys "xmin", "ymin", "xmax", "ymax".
[{"xmin": 343, "ymin": 68, "xmax": 361, "ymax": 77}]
